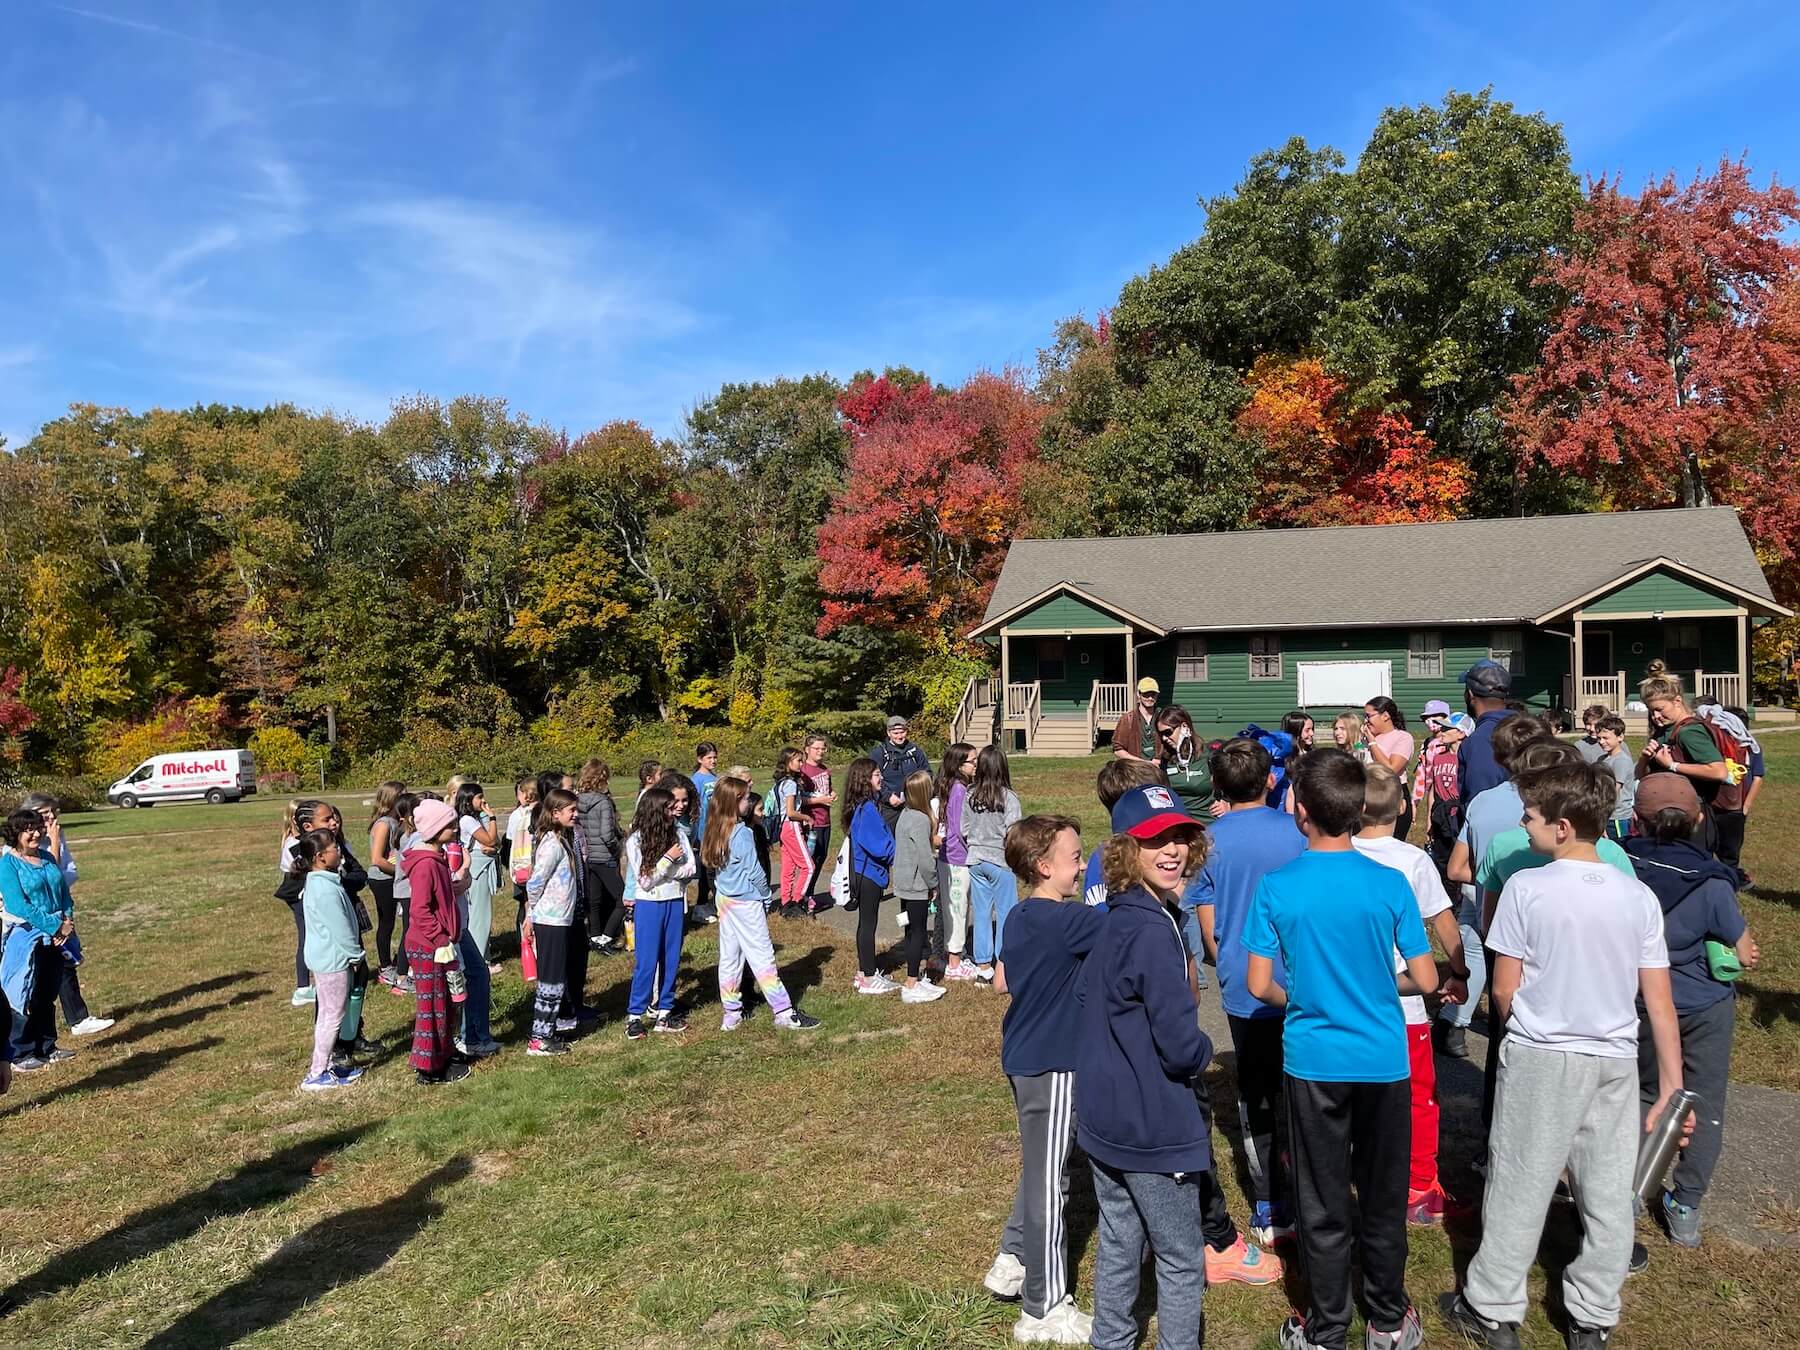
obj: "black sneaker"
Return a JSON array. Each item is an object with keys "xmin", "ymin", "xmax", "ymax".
[
  {"xmin": 1435, "ymin": 1021, "xmax": 1469, "ymax": 1059},
  {"xmin": 654, "ymin": 1013, "xmax": 689, "ymax": 1034},
  {"xmin": 45, "ymin": 1048, "xmax": 75, "ymax": 1063},
  {"xmin": 1437, "ymin": 1293, "xmax": 1520, "ymax": 1350},
  {"xmin": 1627, "ymin": 1242, "xmax": 1648, "ymax": 1275},
  {"xmin": 624, "ymin": 1017, "xmax": 648, "ymax": 1041},
  {"xmin": 1565, "ymin": 1325, "xmax": 1612, "ymax": 1349},
  {"xmin": 776, "ymin": 1009, "xmax": 822, "ymax": 1031},
  {"xmin": 416, "ymin": 1062, "xmax": 472, "ymax": 1085}
]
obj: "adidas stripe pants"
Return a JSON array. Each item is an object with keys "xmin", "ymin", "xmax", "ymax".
[{"xmin": 1000, "ymin": 1069, "xmax": 1077, "ymax": 1319}]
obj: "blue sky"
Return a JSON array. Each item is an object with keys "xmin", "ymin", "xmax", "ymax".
[{"xmin": 4, "ymin": 1, "xmax": 1799, "ymax": 449}]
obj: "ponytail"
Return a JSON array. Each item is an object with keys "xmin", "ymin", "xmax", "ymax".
[{"xmin": 289, "ymin": 828, "xmax": 338, "ymax": 878}]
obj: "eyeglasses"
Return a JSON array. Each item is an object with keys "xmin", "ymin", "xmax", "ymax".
[{"xmin": 1138, "ymin": 692, "xmax": 1157, "ymax": 700}]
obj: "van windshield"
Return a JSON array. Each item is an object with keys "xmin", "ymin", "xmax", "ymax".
[{"xmin": 129, "ymin": 764, "xmax": 154, "ymax": 783}]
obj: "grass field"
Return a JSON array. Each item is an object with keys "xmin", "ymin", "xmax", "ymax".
[{"xmin": 0, "ymin": 736, "xmax": 1794, "ymax": 1348}]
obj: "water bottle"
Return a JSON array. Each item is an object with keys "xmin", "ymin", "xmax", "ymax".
[{"xmin": 1634, "ymin": 1088, "xmax": 1701, "ymax": 1206}]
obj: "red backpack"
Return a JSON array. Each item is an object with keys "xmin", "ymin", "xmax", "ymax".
[{"xmin": 1665, "ymin": 716, "xmax": 1749, "ymax": 812}]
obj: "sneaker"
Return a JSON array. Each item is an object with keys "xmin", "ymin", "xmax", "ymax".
[
  {"xmin": 625, "ymin": 1017, "xmax": 648, "ymax": 1041},
  {"xmin": 1661, "ymin": 1191, "xmax": 1701, "ymax": 1248},
  {"xmin": 654, "ymin": 1014, "xmax": 689, "ymax": 1033},
  {"xmin": 330, "ymin": 1064, "xmax": 365, "ymax": 1084},
  {"xmin": 1437, "ymin": 1292, "xmax": 1520, "ymax": 1350},
  {"xmin": 854, "ymin": 973, "xmax": 899, "ymax": 996},
  {"xmin": 350, "ymin": 1036, "xmax": 378, "ymax": 1056},
  {"xmin": 378, "ymin": 966, "xmax": 398, "ymax": 987},
  {"xmin": 69, "ymin": 1016, "xmax": 114, "ymax": 1036},
  {"xmin": 775, "ymin": 1008, "xmax": 822, "ymax": 1031},
  {"xmin": 385, "ymin": 975, "xmax": 410, "ymax": 997},
  {"xmin": 1204, "ymin": 1235, "xmax": 1281, "ymax": 1285},
  {"xmin": 1434, "ymin": 1020, "xmax": 1468, "ymax": 1059},
  {"xmin": 299, "ymin": 1070, "xmax": 344, "ymax": 1092},
  {"xmin": 944, "ymin": 962, "xmax": 978, "ymax": 982},
  {"xmin": 555, "ymin": 1017, "xmax": 578, "ymax": 1033},
  {"xmin": 974, "ymin": 964, "xmax": 995, "ymax": 983},
  {"xmin": 1407, "ymin": 1181, "xmax": 1469, "ymax": 1227},
  {"xmin": 1565, "ymin": 1326, "xmax": 1613, "ymax": 1350},
  {"xmin": 1250, "ymin": 1200, "xmax": 1296, "ymax": 1246},
  {"xmin": 45, "ymin": 1048, "xmax": 75, "ymax": 1064},
  {"xmin": 527, "ymin": 1036, "xmax": 572, "ymax": 1056},
  {"xmin": 291, "ymin": 986, "xmax": 316, "ymax": 1006},
  {"xmin": 1628, "ymin": 1241, "xmax": 1649, "ymax": 1275},
  {"xmin": 983, "ymin": 1251, "xmax": 1025, "ymax": 1301},
  {"xmin": 417, "ymin": 1062, "xmax": 473, "ymax": 1085},
  {"xmin": 1365, "ymin": 1306, "xmax": 1422, "ymax": 1350},
  {"xmin": 454, "ymin": 1037, "xmax": 502, "ymax": 1059},
  {"xmin": 1013, "ymin": 1295, "xmax": 1092, "ymax": 1344},
  {"xmin": 721, "ymin": 1009, "xmax": 744, "ymax": 1032},
  {"xmin": 1278, "ymin": 1316, "xmax": 1327, "ymax": 1350},
  {"xmin": 901, "ymin": 979, "xmax": 947, "ymax": 1004},
  {"xmin": 11, "ymin": 1056, "xmax": 47, "ymax": 1073}
]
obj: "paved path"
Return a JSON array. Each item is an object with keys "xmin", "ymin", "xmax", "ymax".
[{"xmin": 800, "ymin": 895, "xmax": 1799, "ymax": 1251}]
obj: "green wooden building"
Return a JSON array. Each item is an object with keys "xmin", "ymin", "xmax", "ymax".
[{"xmin": 956, "ymin": 507, "xmax": 1791, "ymax": 756}]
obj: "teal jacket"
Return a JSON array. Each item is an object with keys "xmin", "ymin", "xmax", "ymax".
[
  {"xmin": 302, "ymin": 869, "xmax": 365, "ymax": 973},
  {"xmin": 0, "ymin": 847, "xmax": 74, "ymax": 936}
]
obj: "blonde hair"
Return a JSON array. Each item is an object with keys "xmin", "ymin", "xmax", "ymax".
[
  {"xmin": 1639, "ymin": 659, "xmax": 1687, "ymax": 707},
  {"xmin": 1100, "ymin": 834, "xmax": 1142, "ymax": 896},
  {"xmin": 1361, "ymin": 764, "xmax": 1405, "ymax": 826},
  {"xmin": 1333, "ymin": 712, "xmax": 1362, "ymax": 750},
  {"xmin": 282, "ymin": 798, "xmax": 302, "ymax": 842},
  {"xmin": 903, "ymin": 769, "xmax": 934, "ymax": 816}
]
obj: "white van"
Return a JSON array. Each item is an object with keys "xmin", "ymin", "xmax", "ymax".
[{"xmin": 107, "ymin": 749, "xmax": 258, "ymax": 808}]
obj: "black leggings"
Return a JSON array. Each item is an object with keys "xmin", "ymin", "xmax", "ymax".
[
  {"xmin": 369, "ymin": 877, "xmax": 398, "ymax": 969},
  {"xmin": 560, "ymin": 910, "xmax": 591, "ymax": 1018},
  {"xmin": 586, "ymin": 861, "xmax": 627, "ymax": 943},
  {"xmin": 852, "ymin": 873, "xmax": 883, "ymax": 976},
  {"xmin": 902, "ymin": 897, "xmax": 929, "ymax": 978},
  {"xmin": 60, "ymin": 960, "xmax": 92, "ymax": 1026},
  {"xmin": 289, "ymin": 903, "xmax": 307, "ymax": 988}
]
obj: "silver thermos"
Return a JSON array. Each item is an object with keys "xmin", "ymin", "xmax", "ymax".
[{"xmin": 1634, "ymin": 1089, "xmax": 1702, "ymax": 1206}]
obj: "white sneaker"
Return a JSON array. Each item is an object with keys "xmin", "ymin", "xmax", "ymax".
[
  {"xmin": 901, "ymin": 979, "xmax": 946, "ymax": 1004},
  {"xmin": 1014, "ymin": 1297, "xmax": 1093, "ymax": 1344},
  {"xmin": 291, "ymin": 986, "xmax": 316, "ymax": 1006},
  {"xmin": 856, "ymin": 973, "xmax": 900, "ymax": 995},
  {"xmin": 69, "ymin": 1016, "xmax": 114, "ymax": 1036},
  {"xmin": 983, "ymin": 1251, "xmax": 1025, "ymax": 1300}
]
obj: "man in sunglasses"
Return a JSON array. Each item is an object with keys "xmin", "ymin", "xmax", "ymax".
[{"xmin": 1111, "ymin": 678, "xmax": 1164, "ymax": 762}]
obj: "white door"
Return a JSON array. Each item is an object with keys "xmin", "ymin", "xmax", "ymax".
[{"xmin": 1296, "ymin": 659, "xmax": 1393, "ymax": 709}]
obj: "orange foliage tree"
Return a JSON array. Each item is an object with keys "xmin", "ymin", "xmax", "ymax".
[{"xmin": 1235, "ymin": 356, "xmax": 1471, "ymax": 525}]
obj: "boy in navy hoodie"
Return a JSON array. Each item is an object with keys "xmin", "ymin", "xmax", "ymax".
[
  {"xmin": 1245, "ymin": 749, "xmax": 1438, "ymax": 1350},
  {"xmin": 983, "ymin": 813, "xmax": 1101, "ymax": 1345},
  {"xmin": 1076, "ymin": 785, "xmax": 1214, "ymax": 1350}
]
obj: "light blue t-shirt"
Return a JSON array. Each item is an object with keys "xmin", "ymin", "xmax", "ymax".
[
  {"xmin": 1243, "ymin": 849, "xmax": 1430, "ymax": 1083},
  {"xmin": 1186, "ymin": 807, "xmax": 1307, "ymax": 1020},
  {"xmin": 693, "ymin": 770, "xmax": 718, "ymax": 839},
  {"xmin": 1458, "ymin": 782, "xmax": 1523, "ymax": 876}
]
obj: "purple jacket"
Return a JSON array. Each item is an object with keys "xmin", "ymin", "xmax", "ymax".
[{"xmin": 944, "ymin": 782, "xmax": 970, "ymax": 866}]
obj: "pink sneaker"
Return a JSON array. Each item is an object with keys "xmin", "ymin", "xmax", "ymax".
[{"xmin": 1205, "ymin": 1236, "xmax": 1282, "ymax": 1286}]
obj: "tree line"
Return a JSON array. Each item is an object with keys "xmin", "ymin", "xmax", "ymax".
[{"xmin": 2, "ymin": 89, "xmax": 1797, "ymax": 781}]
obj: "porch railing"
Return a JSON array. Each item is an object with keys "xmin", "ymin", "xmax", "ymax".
[
  {"xmin": 1698, "ymin": 671, "xmax": 1744, "ymax": 708},
  {"xmin": 1578, "ymin": 672, "xmax": 1627, "ymax": 713},
  {"xmin": 949, "ymin": 674, "xmax": 996, "ymax": 748},
  {"xmin": 1006, "ymin": 681, "xmax": 1042, "ymax": 751},
  {"xmin": 1088, "ymin": 681, "xmax": 1131, "ymax": 747}
]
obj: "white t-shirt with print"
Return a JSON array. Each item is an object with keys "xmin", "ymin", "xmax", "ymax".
[
  {"xmin": 1353, "ymin": 833, "xmax": 1452, "ymax": 1025},
  {"xmin": 1485, "ymin": 856, "xmax": 1668, "ymax": 1059}
]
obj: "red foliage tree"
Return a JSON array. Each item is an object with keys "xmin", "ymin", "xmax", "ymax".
[
  {"xmin": 0, "ymin": 666, "xmax": 34, "ymax": 756},
  {"xmin": 1507, "ymin": 160, "xmax": 1800, "ymax": 514},
  {"xmin": 1236, "ymin": 356, "xmax": 1470, "ymax": 526},
  {"xmin": 816, "ymin": 371, "xmax": 1043, "ymax": 639}
]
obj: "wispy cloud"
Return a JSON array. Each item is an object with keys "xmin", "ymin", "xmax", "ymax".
[
  {"xmin": 0, "ymin": 344, "xmax": 43, "ymax": 369},
  {"xmin": 50, "ymin": 3, "xmax": 290, "ymax": 67}
]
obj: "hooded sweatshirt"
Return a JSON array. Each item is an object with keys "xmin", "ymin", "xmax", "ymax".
[
  {"xmin": 1623, "ymin": 835, "xmax": 1746, "ymax": 1015},
  {"xmin": 1075, "ymin": 884, "xmax": 1214, "ymax": 1175},
  {"xmin": 399, "ymin": 846, "xmax": 460, "ymax": 950}
]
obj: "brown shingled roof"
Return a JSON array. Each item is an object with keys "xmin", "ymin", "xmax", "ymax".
[{"xmin": 980, "ymin": 507, "xmax": 1780, "ymax": 632}]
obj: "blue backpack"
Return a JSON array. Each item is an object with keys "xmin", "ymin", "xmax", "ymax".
[{"xmin": 1237, "ymin": 724, "xmax": 1296, "ymax": 806}]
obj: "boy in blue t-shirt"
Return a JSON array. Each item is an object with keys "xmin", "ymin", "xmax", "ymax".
[
  {"xmin": 983, "ymin": 814, "xmax": 1101, "ymax": 1344},
  {"xmin": 690, "ymin": 741, "xmax": 720, "ymax": 924},
  {"xmin": 1245, "ymin": 749, "xmax": 1438, "ymax": 1350},
  {"xmin": 1187, "ymin": 736, "xmax": 1304, "ymax": 1246}
]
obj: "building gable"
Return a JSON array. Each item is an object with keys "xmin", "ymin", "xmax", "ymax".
[{"xmin": 1580, "ymin": 565, "xmax": 1749, "ymax": 617}]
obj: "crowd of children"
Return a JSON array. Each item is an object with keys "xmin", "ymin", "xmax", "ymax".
[{"xmin": 250, "ymin": 657, "xmax": 1765, "ymax": 1347}]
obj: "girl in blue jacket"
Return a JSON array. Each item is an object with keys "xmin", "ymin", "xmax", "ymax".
[
  {"xmin": 842, "ymin": 757, "xmax": 896, "ymax": 995},
  {"xmin": 1076, "ymin": 785, "xmax": 1214, "ymax": 1350}
]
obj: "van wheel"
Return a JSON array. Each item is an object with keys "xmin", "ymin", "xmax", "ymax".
[
  {"xmin": 205, "ymin": 789, "xmax": 226, "ymax": 805},
  {"xmin": 119, "ymin": 793, "xmax": 138, "ymax": 810}
]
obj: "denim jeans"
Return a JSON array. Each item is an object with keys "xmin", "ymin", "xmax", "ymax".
[
  {"xmin": 1436, "ymin": 889, "xmax": 1486, "ymax": 1030},
  {"xmin": 968, "ymin": 861, "xmax": 1016, "ymax": 966},
  {"xmin": 1176, "ymin": 899, "xmax": 1210, "ymax": 990},
  {"xmin": 455, "ymin": 929, "xmax": 492, "ymax": 1045}
]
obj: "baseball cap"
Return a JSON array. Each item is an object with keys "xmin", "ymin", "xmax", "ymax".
[
  {"xmin": 1634, "ymin": 773, "xmax": 1700, "ymax": 821},
  {"xmin": 413, "ymin": 798, "xmax": 457, "ymax": 841},
  {"xmin": 1448, "ymin": 712, "xmax": 1475, "ymax": 735},
  {"xmin": 1421, "ymin": 698, "xmax": 1453, "ymax": 719},
  {"xmin": 1110, "ymin": 784, "xmax": 1198, "ymax": 840},
  {"xmin": 885, "ymin": 715, "xmax": 908, "ymax": 730},
  {"xmin": 1460, "ymin": 658, "xmax": 1513, "ymax": 698},
  {"xmin": 1136, "ymin": 677, "xmax": 1160, "ymax": 695}
]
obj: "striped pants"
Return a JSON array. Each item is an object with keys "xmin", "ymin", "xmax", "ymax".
[
  {"xmin": 999, "ymin": 1069, "xmax": 1077, "ymax": 1319},
  {"xmin": 407, "ymin": 945, "xmax": 452, "ymax": 1075}
]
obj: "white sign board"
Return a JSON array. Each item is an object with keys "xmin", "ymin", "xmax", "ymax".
[{"xmin": 1296, "ymin": 659, "xmax": 1393, "ymax": 709}]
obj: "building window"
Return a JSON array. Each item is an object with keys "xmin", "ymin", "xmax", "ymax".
[
  {"xmin": 1666, "ymin": 623, "xmax": 1702, "ymax": 673},
  {"xmin": 1407, "ymin": 630, "xmax": 1442, "ymax": 679},
  {"xmin": 1489, "ymin": 628, "xmax": 1523, "ymax": 673},
  {"xmin": 1176, "ymin": 636, "xmax": 1208, "ymax": 682},
  {"xmin": 1037, "ymin": 639, "xmax": 1066, "ymax": 684},
  {"xmin": 1249, "ymin": 634, "xmax": 1282, "ymax": 681}
]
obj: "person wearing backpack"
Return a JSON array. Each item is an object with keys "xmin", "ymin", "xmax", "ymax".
[{"xmin": 1637, "ymin": 667, "xmax": 1746, "ymax": 873}]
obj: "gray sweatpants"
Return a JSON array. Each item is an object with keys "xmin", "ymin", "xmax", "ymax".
[
  {"xmin": 1465, "ymin": 1039, "xmax": 1637, "ymax": 1329},
  {"xmin": 999, "ymin": 1070, "xmax": 1077, "ymax": 1318},
  {"xmin": 1089, "ymin": 1162, "xmax": 1205, "ymax": 1350}
]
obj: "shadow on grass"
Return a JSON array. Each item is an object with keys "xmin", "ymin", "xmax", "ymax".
[
  {"xmin": 1740, "ymin": 979, "xmax": 1800, "ymax": 1028},
  {"xmin": 1745, "ymin": 886, "xmax": 1800, "ymax": 911},
  {"xmin": 0, "ymin": 1037, "xmax": 224, "ymax": 1122},
  {"xmin": 142, "ymin": 1156, "xmax": 473, "ymax": 1348},
  {"xmin": 0, "ymin": 1124, "xmax": 377, "ymax": 1314},
  {"xmin": 106, "ymin": 970, "xmax": 258, "ymax": 1021},
  {"xmin": 96, "ymin": 991, "xmax": 271, "ymax": 1052}
]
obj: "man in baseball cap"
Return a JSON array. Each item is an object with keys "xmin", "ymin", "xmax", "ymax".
[
  {"xmin": 1113, "ymin": 679, "xmax": 1164, "ymax": 762},
  {"xmin": 1456, "ymin": 659, "xmax": 1515, "ymax": 802}
]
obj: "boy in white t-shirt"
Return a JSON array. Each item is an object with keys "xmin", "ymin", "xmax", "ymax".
[
  {"xmin": 1444, "ymin": 761, "xmax": 1688, "ymax": 1350},
  {"xmin": 1353, "ymin": 767, "xmax": 1471, "ymax": 1228}
]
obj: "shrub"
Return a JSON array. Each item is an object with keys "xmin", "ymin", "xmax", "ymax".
[
  {"xmin": 248, "ymin": 726, "xmax": 312, "ymax": 776},
  {"xmin": 257, "ymin": 771, "xmax": 302, "ymax": 795},
  {"xmin": 93, "ymin": 696, "xmax": 230, "ymax": 781},
  {"xmin": 0, "ymin": 774, "xmax": 106, "ymax": 814}
]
